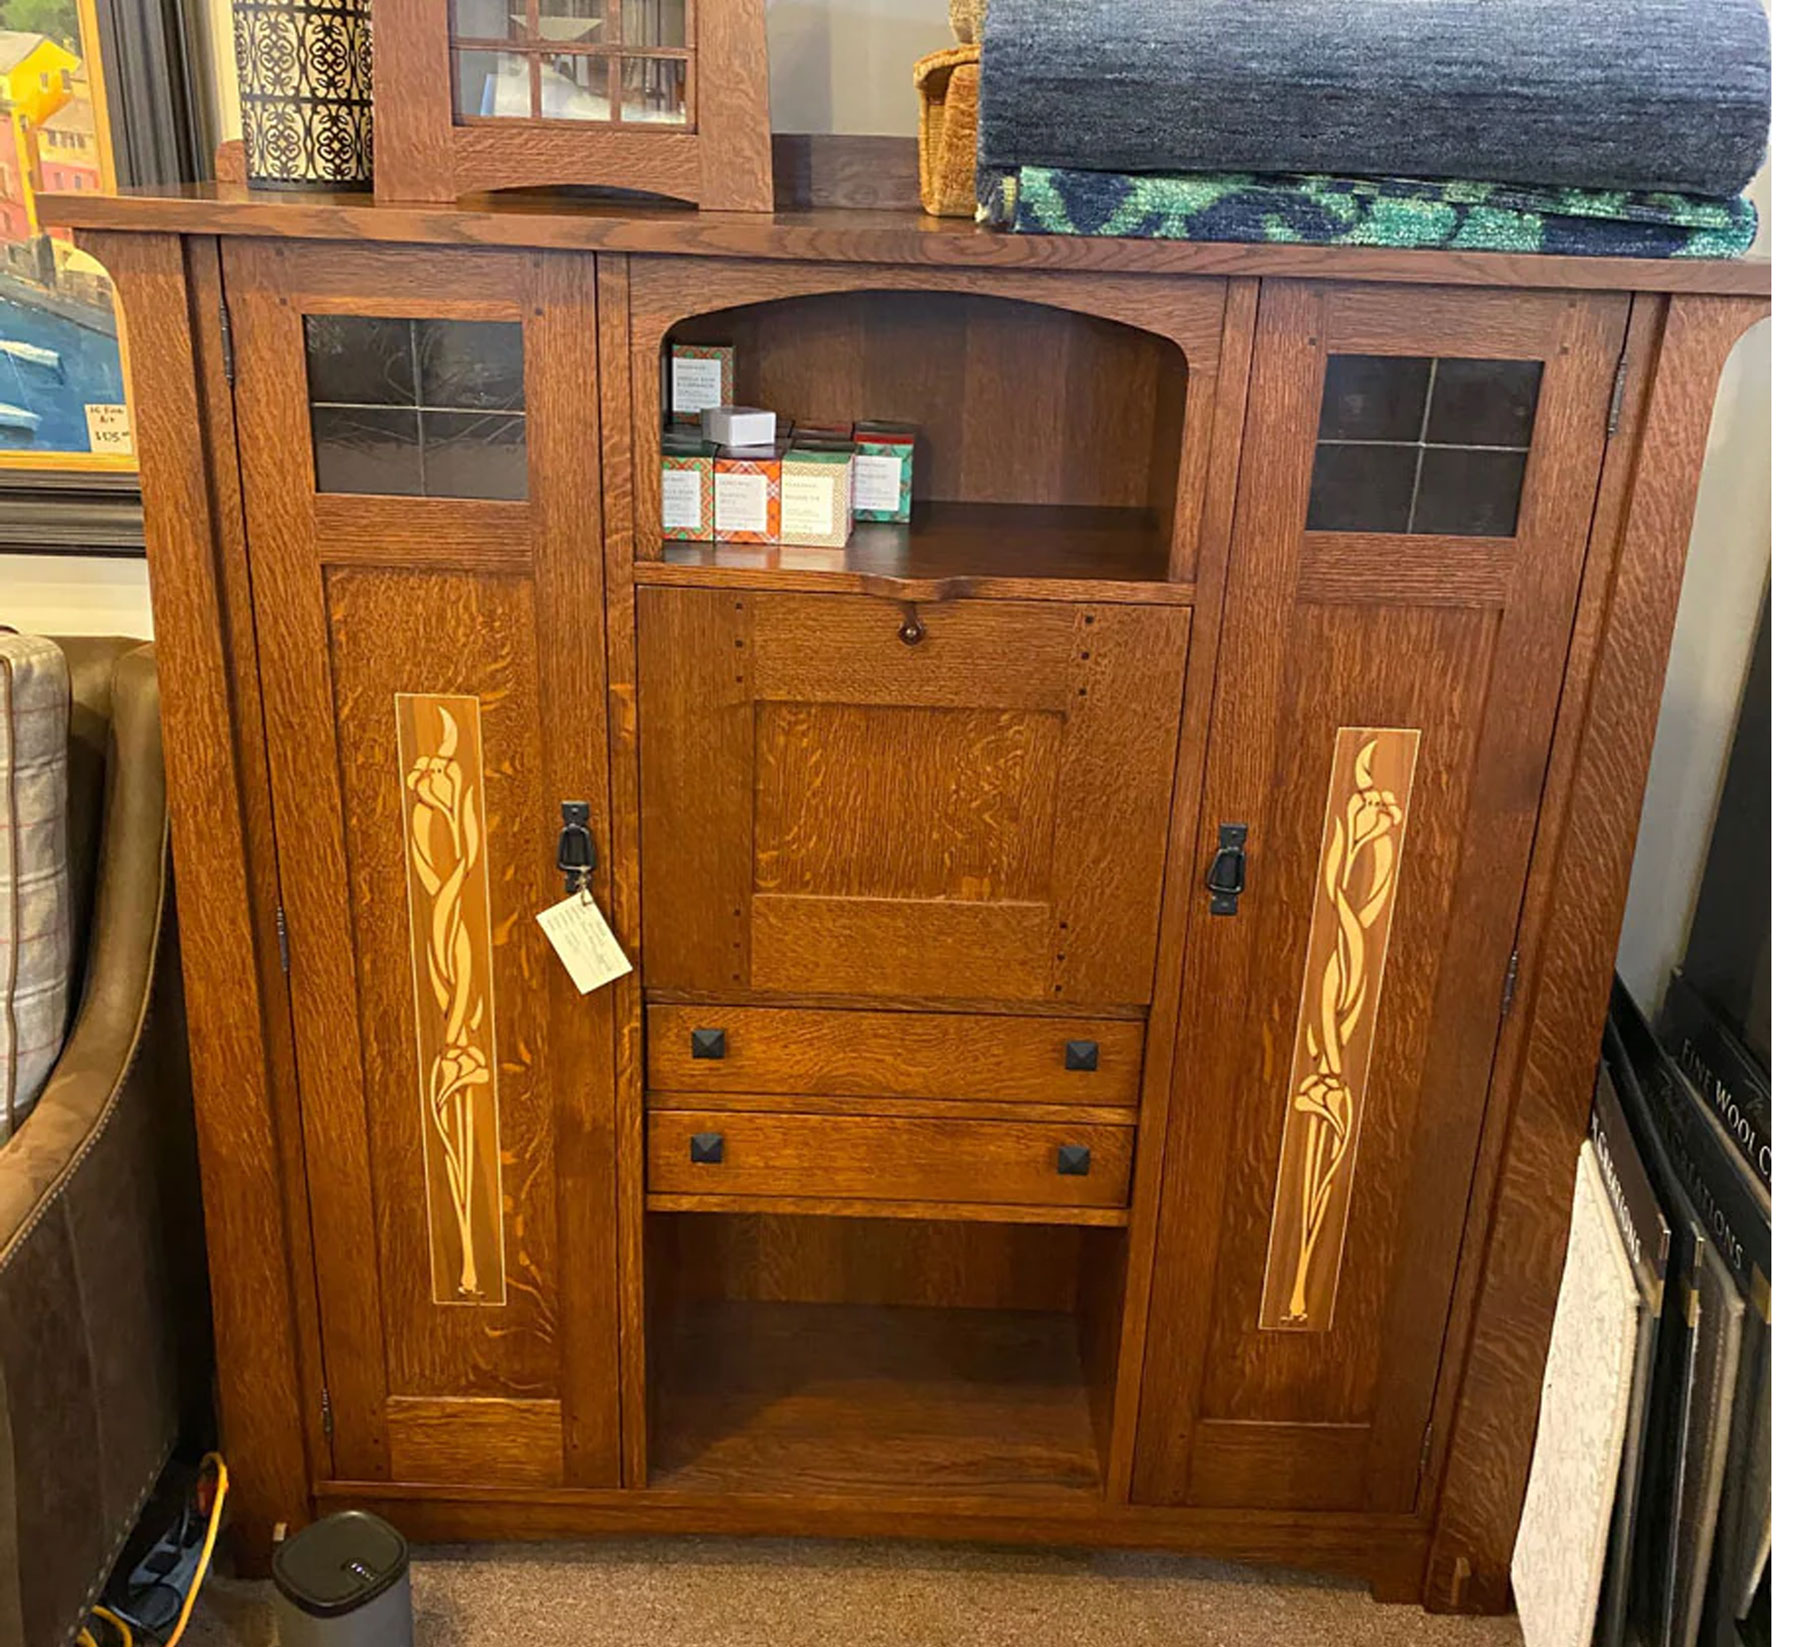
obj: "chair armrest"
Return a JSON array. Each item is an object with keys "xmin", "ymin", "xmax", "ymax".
[{"xmin": 0, "ymin": 646, "xmax": 167, "ymax": 1265}]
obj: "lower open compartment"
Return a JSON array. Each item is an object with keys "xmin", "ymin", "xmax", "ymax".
[{"xmin": 646, "ymin": 1211, "xmax": 1130, "ymax": 1502}]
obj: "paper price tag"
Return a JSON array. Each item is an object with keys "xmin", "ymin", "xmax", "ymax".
[
  {"xmin": 536, "ymin": 889, "xmax": 633, "ymax": 994},
  {"xmin": 85, "ymin": 403, "xmax": 134, "ymax": 455}
]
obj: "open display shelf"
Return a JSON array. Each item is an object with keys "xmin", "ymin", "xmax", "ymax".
[
  {"xmin": 648, "ymin": 501, "xmax": 1182, "ymax": 600},
  {"xmin": 646, "ymin": 1211, "xmax": 1127, "ymax": 1501},
  {"xmin": 641, "ymin": 280, "xmax": 1210, "ymax": 593},
  {"xmin": 649, "ymin": 1298, "xmax": 1105, "ymax": 1499}
]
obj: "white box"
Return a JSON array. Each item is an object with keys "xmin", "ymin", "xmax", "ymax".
[{"xmin": 701, "ymin": 405, "xmax": 777, "ymax": 447}]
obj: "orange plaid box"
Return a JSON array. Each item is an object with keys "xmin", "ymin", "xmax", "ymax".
[{"xmin": 713, "ymin": 445, "xmax": 782, "ymax": 544}]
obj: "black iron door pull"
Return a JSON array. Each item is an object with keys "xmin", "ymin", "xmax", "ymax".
[
  {"xmin": 1206, "ymin": 823, "xmax": 1249, "ymax": 915},
  {"xmin": 690, "ymin": 1132, "xmax": 725, "ymax": 1165},
  {"xmin": 557, "ymin": 800, "xmax": 596, "ymax": 894}
]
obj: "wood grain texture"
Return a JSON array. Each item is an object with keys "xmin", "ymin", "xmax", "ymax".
[
  {"xmin": 1132, "ymin": 281, "xmax": 1628, "ymax": 1515},
  {"xmin": 1421, "ymin": 293, "xmax": 1769, "ymax": 1612},
  {"xmin": 224, "ymin": 240, "xmax": 621, "ymax": 1488},
  {"xmin": 1103, "ymin": 275, "xmax": 1261, "ymax": 1501},
  {"xmin": 1415, "ymin": 292, "xmax": 1671, "ymax": 1557},
  {"xmin": 646, "ymin": 1004, "xmax": 1144, "ymax": 1107},
  {"xmin": 596, "ymin": 251, "xmax": 651, "ymax": 1488},
  {"xmin": 770, "ymin": 134, "xmax": 917, "ymax": 211},
  {"xmin": 646, "ymin": 1194, "xmax": 1130, "ymax": 1228},
  {"xmin": 649, "ymin": 1213, "xmax": 1085, "ymax": 1313},
  {"xmin": 77, "ymin": 230, "xmax": 315, "ymax": 1563},
  {"xmin": 649, "ymin": 1095, "xmax": 1142, "ymax": 1127},
  {"xmin": 387, "ymin": 1396, "xmax": 564, "ymax": 1487},
  {"xmin": 649, "ymin": 1301, "xmax": 1104, "ymax": 1498},
  {"xmin": 46, "ymin": 186, "xmax": 1772, "ymax": 298},
  {"xmin": 648, "ymin": 502, "xmax": 1186, "ymax": 602},
  {"xmin": 747, "ymin": 896, "xmax": 1053, "ymax": 1000},
  {"xmin": 647, "ymin": 1110, "xmax": 1135, "ymax": 1212},
  {"xmin": 637, "ymin": 588, "xmax": 1188, "ymax": 1007}
]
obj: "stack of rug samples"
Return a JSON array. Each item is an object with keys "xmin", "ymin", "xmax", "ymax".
[{"xmin": 976, "ymin": 0, "xmax": 1770, "ymax": 257}]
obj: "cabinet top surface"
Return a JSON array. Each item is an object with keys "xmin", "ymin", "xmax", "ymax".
[{"xmin": 46, "ymin": 183, "xmax": 1771, "ymax": 298}]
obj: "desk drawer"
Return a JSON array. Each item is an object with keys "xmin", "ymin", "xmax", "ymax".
[
  {"xmin": 646, "ymin": 1005, "xmax": 1144, "ymax": 1109},
  {"xmin": 646, "ymin": 1110, "xmax": 1135, "ymax": 1219}
]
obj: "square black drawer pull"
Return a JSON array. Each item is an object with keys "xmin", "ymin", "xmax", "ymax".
[
  {"xmin": 690, "ymin": 1132, "xmax": 725, "ymax": 1164},
  {"xmin": 1057, "ymin": 1144, "xmax": 1092, "ymax": 1177},
  {"xmin": 1064, "ymin": 1039, "xmax": 1100, "ymax": 1071},
  {"xmin": 690, "ymin": 1027, "xmax": 727, "ymax": 1059}
]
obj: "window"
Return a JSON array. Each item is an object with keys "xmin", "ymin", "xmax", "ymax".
[
  {"xmin": 304, "ymin": 315, "xmax": 528, "ymax": 499},
  {"xmin": 1305, "ymin": 355, "xmax": 1542, "ymax": 537},
  {"xmin": 450, "ymin": 0, "xmax": 692, "ymax": 126}
]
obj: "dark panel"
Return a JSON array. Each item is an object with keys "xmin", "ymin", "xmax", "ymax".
[
  {"xmin": 310, "ymin": 405, "xmax": 423, "ymax": 496},
  {"xmin": 303, "ymin": 315, "xmax": 417, "ymax": 407},
  {"xmin": 416, "ymin": 319, "xmax": 526, "ymax": 411},
  {"xmin": 1316, "ymin": 354, "xmax": 1431, "ymax": 441},
  {"xmin": 1412, "ymin": 448, "xmax": 1529, "ymax": 537},
  {"xmin": 1305, "ymin": 442, "xmax": 1417, "ymax": 533},
  {"xmin": 421, "ymin": 410, "xmax": 530, "ymax": 499},
  {"xmin": 1426, "ymin": 359, "xmax": 1543, "ymax": 448}
]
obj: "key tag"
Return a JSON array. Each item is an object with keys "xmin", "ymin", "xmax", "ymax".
[
  {"xmin": 539, "ymin": 801, "xmax": 631, "ymax": 993},
  {"xmin": 537, "ymin": 872, "xmax": 632, "ymax": 994}
]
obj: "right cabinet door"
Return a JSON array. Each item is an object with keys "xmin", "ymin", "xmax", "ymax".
[{"xmin": 1134, "ymin": 282, "xmax": 1627, "ymax": 1513}]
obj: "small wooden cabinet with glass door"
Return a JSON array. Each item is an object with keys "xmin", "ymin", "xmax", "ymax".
[{"xmin": 375, "ymin": 0, "xmax": 773, "ymax": 207}]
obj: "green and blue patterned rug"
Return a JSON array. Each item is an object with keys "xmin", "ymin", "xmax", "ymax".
[{"xmin": 998, "ymin": 169, "xmax": 1756, "ymax": 258}]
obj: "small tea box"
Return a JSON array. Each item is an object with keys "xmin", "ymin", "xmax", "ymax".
[
  {"xmin": 713, "ymin": 444, "xmax": 782, "ymax": 543},
  {"xmin": 780, "ymin": 447, "xmax": 854, "ymax": 549},
  {"xmin": 852, "ymin": 421, "xmax": 918, "ymax": 522},
  {"xmin": 660, "ymin": 435, "xmax": 714, "ymax": 540},
  {"xmin": 668, "ymin": 342, "xmax": 734, "ymax": 425},
  {"xmin": 795, "ymin": 420, "xmax": 854, "ymax": 443},
  {"xmin": 702, "ymin": 405, "xmax": 777, "ymax": 448}
]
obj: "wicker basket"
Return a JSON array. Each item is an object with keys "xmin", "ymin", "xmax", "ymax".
[{"xmin": 914, "ymin": 44, "xmax": 981, "ymax": 218}]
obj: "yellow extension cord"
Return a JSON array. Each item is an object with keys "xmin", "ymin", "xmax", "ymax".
[{"xmin": 80, "ymin": 1453, "xmax": 228, "ymax": 1647}]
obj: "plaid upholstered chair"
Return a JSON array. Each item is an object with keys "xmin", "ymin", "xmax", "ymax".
[{"xmin": 0, "ymin": 637, "xmax": 210, "ymax": 1647}]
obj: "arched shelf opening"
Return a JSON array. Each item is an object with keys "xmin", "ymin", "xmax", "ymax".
[{"xmin": 648, "ymin": 285, "xmax": 1202, "ymax": 595}]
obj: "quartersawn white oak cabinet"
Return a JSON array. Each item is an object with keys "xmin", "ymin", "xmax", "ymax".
[{"xmin": 48, "ymin": 178, "xmax": 1765, "ymax": 1613}]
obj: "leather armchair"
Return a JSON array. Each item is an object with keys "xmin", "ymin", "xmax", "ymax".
[{"xmin": 0, "ymin": 640, "xmax": 210, "ymax": 1647}]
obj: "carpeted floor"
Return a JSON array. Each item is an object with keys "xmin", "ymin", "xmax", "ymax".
[{"xmin": 183, "ymin": 1537, "xmax": 1524, "ymax": 1645}]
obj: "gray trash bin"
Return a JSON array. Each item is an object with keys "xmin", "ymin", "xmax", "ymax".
[{"xmin": 272, "ymin": 1511, "xmax": 413, "ymax": 1647}]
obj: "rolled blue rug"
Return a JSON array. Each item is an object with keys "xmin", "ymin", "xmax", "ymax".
[{"xmin": 978, "ymin": 0, "xmax": 1770, "ymax": 198}]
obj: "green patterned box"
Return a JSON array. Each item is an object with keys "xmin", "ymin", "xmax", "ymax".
[
  {"xmin": 668, "ymin": 342, "xmax": 734, "ymax": 426},
  {"xmin": 852, "ymin": 421, "xmax": 917, "ymax": 523}
]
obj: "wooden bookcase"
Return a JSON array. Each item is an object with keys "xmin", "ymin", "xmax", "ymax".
[{"xmin": 45, "ymin": 180, "xmax": 1766, "ymax": 1613}]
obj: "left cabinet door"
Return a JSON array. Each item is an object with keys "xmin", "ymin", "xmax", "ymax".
[{"xmin": 224, "ymin": 241, "xmax": 621, "ymax": 1488}]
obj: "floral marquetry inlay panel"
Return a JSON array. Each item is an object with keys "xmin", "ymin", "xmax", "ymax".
[
  {"xmin": 1259, "ymin": 727, "xmax": 1421, "ymax": 1333},
  {"xmin": 397, "ymin": 692, "xmax": 507, "ymax": 1306}
]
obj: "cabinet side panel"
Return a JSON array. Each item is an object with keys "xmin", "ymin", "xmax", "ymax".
[
  {"xmin": 80, "ymin": 228, "xmax": 314, "ymax": 1554},
  {"xmin": 1424, "ymin": 293, "xmax": 1769, "ymax": 1613}
]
